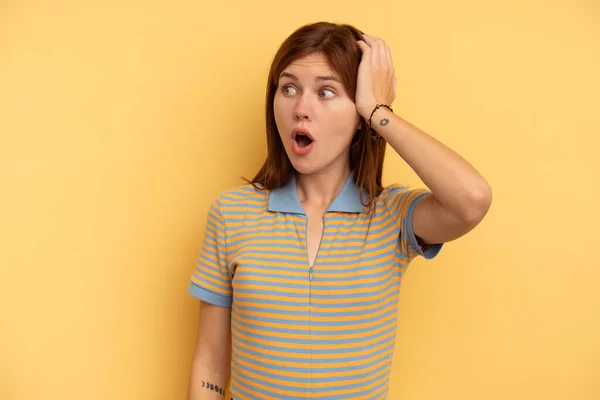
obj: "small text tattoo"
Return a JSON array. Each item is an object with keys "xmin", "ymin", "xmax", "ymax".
[
  {"xmin": 379, "ymin": 118, "xmax": 390, "ymax": 127},
  {"xmin": 201, "ymin": 380, "xmax": 224, "ymax": 396}
]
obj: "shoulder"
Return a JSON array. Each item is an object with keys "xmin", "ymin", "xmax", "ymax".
[
  {"xmin": 219, "ymin": 183, "xmax": 268, "ymax": 201},
  {"xmin": 380, "ymin": 183, "xmax": 410, "ymax": 197},
  {"xmin": 378, "ymin": 183, "xmax": 431, "ymax": 202},
  {"xmin": 211, "ymin": 183, "xmax": 270, "ymax": 211},
  {"xmin": 374, "ymin": 183, "xmax": 432, "ymax": 219}
]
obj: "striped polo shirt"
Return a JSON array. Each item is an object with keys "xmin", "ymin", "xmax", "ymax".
[{"xmin": 188, "ymin": 173, "xmax": 442, "ymax": 399}]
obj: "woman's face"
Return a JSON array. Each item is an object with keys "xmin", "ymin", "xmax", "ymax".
[{"xmin": 273, "ymin": 53, "xmax": 361, "ymax": 176}]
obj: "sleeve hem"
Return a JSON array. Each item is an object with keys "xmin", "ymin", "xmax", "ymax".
[
  {"xmin": 406, "ymin": 192, "xmax": 443, "ymax": 260},
  {"xmin": 188, "ymin": 281, "xmax": 232, "ymax": 308}
]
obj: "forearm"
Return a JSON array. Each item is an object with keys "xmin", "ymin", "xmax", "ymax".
[
  {"xmin": 372, "ymin": 108, "xmax": 491, "ymax": 221},
  {"xmin": 188, "ymin": 360, "xmax": 229, "ymax": 400}
]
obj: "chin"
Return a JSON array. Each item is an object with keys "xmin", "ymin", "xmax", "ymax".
[
  {"xmin": 290, "ymin": 162, "xmax": 316, "ymax": 175},
  {"xmin": 288, "ymin": 158, "xmax": 322, "ymax": 176}
]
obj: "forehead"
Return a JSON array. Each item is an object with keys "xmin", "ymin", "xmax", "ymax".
[{"xmin": 281, "ymin": 53, "xmax": 339, "ymax": 78}]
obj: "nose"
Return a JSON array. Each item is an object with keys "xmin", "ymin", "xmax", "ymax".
[
  {"xmin": 295, "ymin": 112, "xmax": 310, "ymax": 121},
  {"xmin": 294, "ymin": 94, "xmax": 312, "ymax": 122}
]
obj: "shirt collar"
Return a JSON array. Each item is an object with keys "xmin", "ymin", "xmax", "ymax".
[{"xmin": 267, "ymin": 173, "xmax": 366, "ymax": 214}]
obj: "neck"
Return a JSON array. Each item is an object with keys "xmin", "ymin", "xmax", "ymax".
[{"xmin": 295, "ymin": 163, "xmax": 351, "ymax": 210}]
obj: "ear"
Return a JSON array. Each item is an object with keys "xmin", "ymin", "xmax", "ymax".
[
  {"xmin": 351, "ymin": 128, "xmax": 361, "ymax": 148},
  {"xmin": 355, "ymin": 116, "xmax": 363, "ymax": 130}
]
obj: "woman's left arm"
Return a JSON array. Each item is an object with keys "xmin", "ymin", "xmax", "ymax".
[{"xmin": 356, "ymin": 34, "xmax": 492, "ymax": 244}]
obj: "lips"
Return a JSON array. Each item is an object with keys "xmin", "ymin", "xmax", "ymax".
[
  {"xmin": 291, "ymin": 128, "xmax": 315, "ymax": 155},
  {"xmin": 291, "ymin": 128, "xmax": 314, "ymax": 143}
]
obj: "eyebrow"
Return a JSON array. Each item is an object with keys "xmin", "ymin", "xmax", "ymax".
[{"xmin": 279, "ymin": 72, "xmax": 340, "ymax": 82}]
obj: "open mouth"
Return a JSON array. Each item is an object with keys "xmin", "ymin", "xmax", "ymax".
[{"xmin": 294, "ymin": 133, "xmax": 313, "ymax": 148}]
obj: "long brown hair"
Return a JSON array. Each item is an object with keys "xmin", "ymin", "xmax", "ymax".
[{"xmin": 247, "ymin": 21, "xmax": 387, "ymax": 207}]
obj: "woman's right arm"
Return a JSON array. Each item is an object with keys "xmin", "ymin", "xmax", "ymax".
[{"xmin": 188, "ymin": 301, "xmax": 232, "ymax": 400}]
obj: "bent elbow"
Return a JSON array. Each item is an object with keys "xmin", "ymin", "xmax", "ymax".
[{"xmin": 462, "ymin": 183, "xmax": 492, "ymax": 224}]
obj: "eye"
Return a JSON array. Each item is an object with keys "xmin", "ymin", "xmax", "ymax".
[
  {"xmin": 319, "ymin": 89, "xmax": 335, "ymax": 99},
  {"xmin": 282, "ymin": 85, "xmax": 297, "ymax": 96}
]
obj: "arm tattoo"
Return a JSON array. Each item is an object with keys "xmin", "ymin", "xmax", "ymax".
[
  {"xmin": 379, "ymin": 118, "xmax": 390, "ymax": 127},
  {"xmin": 201, "ymin": 380, "xmax": 225, "ymax": 396}
]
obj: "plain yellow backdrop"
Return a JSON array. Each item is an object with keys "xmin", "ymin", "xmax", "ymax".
[{"xmin": 1, "ymin": 0, "xmax": 599, "ymax": 399}]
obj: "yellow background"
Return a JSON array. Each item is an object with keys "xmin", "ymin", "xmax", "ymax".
[{"xmin": 1, "ymin": 0, "xmax": 599, "ymax": 399}]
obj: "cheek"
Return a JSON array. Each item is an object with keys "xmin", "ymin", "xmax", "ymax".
[
  {"xmin": 273, "ymin": 97, "xmax": 287, "ymax": 136},
  {"xmin": 326, "ymin": 106, "xmax": 360, "ymax": 142}
]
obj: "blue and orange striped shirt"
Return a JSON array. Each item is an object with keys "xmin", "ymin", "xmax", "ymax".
[{"xmin": 189, "ymin": 173, "xmax": 442, "ymax": 399}]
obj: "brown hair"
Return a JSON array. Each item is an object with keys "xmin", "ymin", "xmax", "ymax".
[{"xmin": 247, "ymin": 21, "xmax": 387, "ymax": 207}]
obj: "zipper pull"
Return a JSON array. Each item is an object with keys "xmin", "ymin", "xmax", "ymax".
[{"xmin": 309, "ymin": 267, "xmax": 313, "ymax": 281}]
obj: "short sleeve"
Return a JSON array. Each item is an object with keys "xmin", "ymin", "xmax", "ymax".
[
  {"xmin": 382, "ymin": 184, "xmax": 443, "ymax": 261},
  {"xmin": 188, "ymin": 195, "xmax": 232, "ymax": 308}
]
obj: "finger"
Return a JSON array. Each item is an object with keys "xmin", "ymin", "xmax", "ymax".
[
  {"xmin": 376, "ymin": 38, "xmax": 390, "ymax": 68},
  {"xmin": 378, "ymin": 40, "xmax": 388, "ymax": 67},
  {"xmin": 362, "ymin": 34, "xmax": 380, "ymax": 64},
  {"xmin": 363, "ymin": 33, "xmax": 383, "ymax": 45},
  {"xmin": 367, "ymin": 35, "xmax": 389, "ymax": 67},
  {"xmin": 385, "ymin": 43, "xmax": 394, "ymax": 71},
  {"xmin": 362, "ymin": 33, "xmax": 377, "ymax": 46},
  {"xmin": 356, "ymin": 40, "xmax": 374, "ymax": 66},
  {"xmin": 356, "ymin": 40, "xmax": 371, "ymax": 55}
]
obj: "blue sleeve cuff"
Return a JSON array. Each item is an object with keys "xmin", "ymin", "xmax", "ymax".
[
  {"xmin": 406, "ymin": 192, "xmax": 443, "ymax": 260},
  {"xmin": 188, "ymin": 282, "xmax": 232, "ymax": 308}
]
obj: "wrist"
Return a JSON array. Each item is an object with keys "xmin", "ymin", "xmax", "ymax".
[
  {"xmin": 367, "ymin": 104, "xmax": 393, "ymax": 131},
  {"xmin": 359, "ymin": 103, "xmax": 377, "ymax": 120}
]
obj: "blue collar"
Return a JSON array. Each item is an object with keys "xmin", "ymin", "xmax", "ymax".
[{"xmin": 267, "ymin": 173, "xmax": 366, "ymax": 214}]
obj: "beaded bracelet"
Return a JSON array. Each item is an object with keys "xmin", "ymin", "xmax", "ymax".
[{"xmin": 368, "ymin": 104, "xmax": 393, "ymax": 140}]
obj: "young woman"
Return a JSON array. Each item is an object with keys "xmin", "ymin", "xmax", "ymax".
[{"xmin": 187, "ymin": 22, "xmax": 491, "ymax": 400}]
